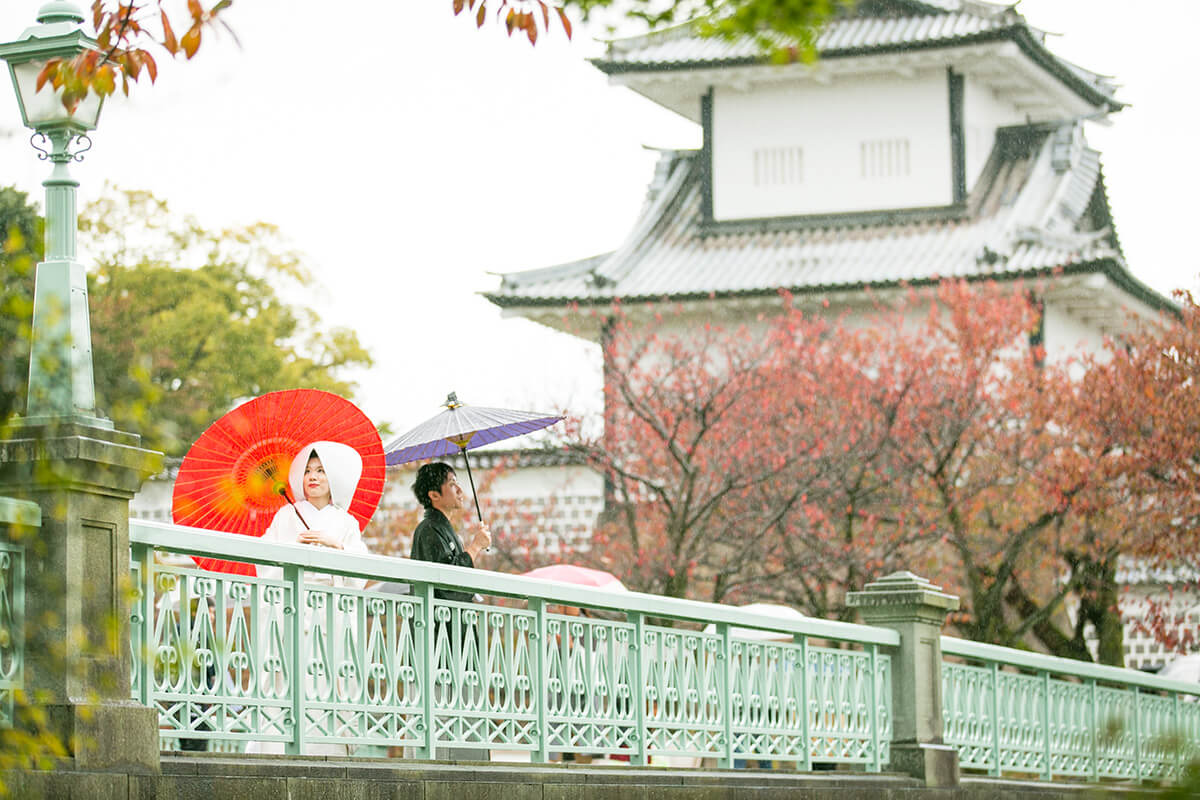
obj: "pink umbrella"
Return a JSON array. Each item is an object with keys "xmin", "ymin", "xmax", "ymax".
[{"xmin": 521, "ymin": 564, "xmax": 628, "ymax": 592}]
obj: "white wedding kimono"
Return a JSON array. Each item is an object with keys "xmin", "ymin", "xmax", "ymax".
[
  {"xmin": 257, "ymin": 500, "xmax": 368, "ymax": 586},
  {"xmin": 248, "ymin": 440, "xmax": 371, "ymax": 756}
]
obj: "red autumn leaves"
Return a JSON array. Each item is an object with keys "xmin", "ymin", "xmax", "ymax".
[{"xmin": 559, "ymin": 281, "xmax": 1200, "ymax": 664}]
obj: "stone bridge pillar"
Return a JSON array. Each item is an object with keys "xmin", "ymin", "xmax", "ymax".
[
  {"xmin": 0, "ymin": 421, "xmax": 161, "ymax": 773},
  {"xmin": 847, "ymin": 571, "xmax": 960, "ymax": 787}
]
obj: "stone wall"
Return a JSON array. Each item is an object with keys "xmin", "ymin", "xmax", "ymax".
[{"xmin": 1, "ymin": 756, "xmax": 1148, "ymax": 800}]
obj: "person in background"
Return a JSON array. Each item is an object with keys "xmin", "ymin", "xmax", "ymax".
[
  {"xmin": 409, "ymin": 462, "xmax": 491, "ymax": 596},
  {"xmin": 408, "ymin": 461, "xmax": 492, "ymax": 760}
]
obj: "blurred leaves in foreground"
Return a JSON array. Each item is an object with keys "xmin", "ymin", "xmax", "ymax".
[{"xmin": 0, "ymin": 184, "xmax": 374, "ymax": 456}]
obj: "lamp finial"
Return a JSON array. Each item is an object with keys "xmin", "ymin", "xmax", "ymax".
[{"xmin": 36, "ymin": 2, "xmax": 85, "ymax": 26}]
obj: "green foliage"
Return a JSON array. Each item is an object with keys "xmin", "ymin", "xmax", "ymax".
[
  {"xmin": 0, "ymin": 189, "xmax": 43, "ymax": 426},
  {"xmin": 1152, "ymin": 761, "xmax": 1200, "ymax": 798},
  {"xmin": 79, "ymin": 187, "xmax": 373, "ymax": 457},
  {"xmin": 0, "ymin": 691, "xmax": 70, "ymax": 778},
  {"xmin": 693, "ymin": 0, "xmax": 847, "ymax": 62}
]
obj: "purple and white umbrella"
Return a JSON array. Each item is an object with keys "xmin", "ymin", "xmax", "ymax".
[{"xmin": 384, "ymin": 392, "xmax": 564, "ymax": 520}]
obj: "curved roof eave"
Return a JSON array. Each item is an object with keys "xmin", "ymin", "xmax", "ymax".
[
  {"xmin": 484, "ymin": 258, "xmax": 1175, "ymax": 316},
  {"xmin": 592, "ymin": 25, "xmax": 1123, "ymax": 112}
]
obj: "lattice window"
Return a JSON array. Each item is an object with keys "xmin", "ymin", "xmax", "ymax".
[
  {"xmin": 753, "ymin": 146, "xmax": 804, "ymax": 186},
  {"xmin": 860, "ymin": 138, "xmax": 911, "ymax": 179}
]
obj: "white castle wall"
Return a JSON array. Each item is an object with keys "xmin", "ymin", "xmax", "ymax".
[
  {"xmin": 962, "ymin": 75, "xmax": 1028, "ymax": 190},
  {"xmin": 712, "ymin": 71, "xmax": 953, "ymax": 220}
]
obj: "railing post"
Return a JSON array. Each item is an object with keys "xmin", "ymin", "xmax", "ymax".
[
  {"xmin": 1089, "ymin": 679, "xmax": 1099, "ymax": 783},
  {"xmin": 798, "ymin": 635, "xmax": 812, "ymax": 771},
  {"xmin": 717, "ymin": 622, "xmax": 733, "ymax": 769},
  {"xmin": 530, "ymin": 597, "xmax": 549, "ymax": 764},
  {"xmin": 846, "ymin": 571, "xmax": 960, "ymax": 788},
  {"xmin": 285, "ymin": 564, "xmax": 305, "ymax": 756},
  {"xmin": 868, "ymin": 643, "xmax": 881, "ymax": 774},
  {"xmin": 418, "ymin": 583, "xmax": 436, "ymax": 760},
  {"xmin": 134, "ymin": 543, "xmax": 154, "ymax": 708},
  {"xmin": 991, "ymin": 662, "xmax": 1002, "ymax": 777},
  {"xmin": 628, "ymin": 610, "xmax": 647, "ymax": 766},
  {"xmin": 1042, "ymin": 671, "xmax": 1052, "ymax": 781},
  {"xmin": 1173, "ymin": 691, "xmax": 1182, "ymax": 781},
  {"xmin": 1133, "ymin": 686, "xmax": 1142, "ymax": 783}
]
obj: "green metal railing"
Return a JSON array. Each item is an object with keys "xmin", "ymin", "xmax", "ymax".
[
  {"xmin": 0, "ymin": 498, "xmax": 31, "ymax": 730},
  {"xmin": 0, "ymin": 542, "xmax": 23, "ymax": 729},
  {"xmin": 130, "ymin": 520, "xmax": 894, "ymax": 764},
  {"xmin": 127, "ymin": 518, "xmax": 1200, "ymax": 780},
  {"xmin": 942, "ymin": 636, "xmax": 1200, "ymax": 783}
]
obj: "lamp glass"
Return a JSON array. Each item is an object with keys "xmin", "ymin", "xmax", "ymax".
[{"xmin": 11, "ymin": 59, "xmax": 101, "ymax": 130}]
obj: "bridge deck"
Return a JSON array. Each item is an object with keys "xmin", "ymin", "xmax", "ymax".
[{"xmin": 3, "ymin": 756, "xmax": 1140, "ymax": 799}]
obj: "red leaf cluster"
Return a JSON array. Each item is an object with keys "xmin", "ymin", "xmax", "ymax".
[
  {"xmin": 452, "ymin": 0, "xmax": 572, "ymax": 45},
  {"xmin": 556, "ymin": 281, "xmax": 1200, "ymax": 664},
  {"xmin": 35, "ymin": 1, "xmax": 233, "ymax": 112}
]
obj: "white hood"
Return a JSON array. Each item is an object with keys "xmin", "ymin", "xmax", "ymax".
[{"xmin": 288, "ymin": 440, "xmax": 363, "ymax": 509}]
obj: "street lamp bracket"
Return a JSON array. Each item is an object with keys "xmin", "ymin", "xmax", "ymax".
[{"xmin": 30, "ymin": 129, "xmax": 91, "ymax": 161}]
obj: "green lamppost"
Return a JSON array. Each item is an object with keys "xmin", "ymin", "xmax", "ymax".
[
  {"xmin": 0, "ymin": 1, "xmax": 107, "ymax": 426},
  {"xmin": 0, "ymin": 2, "xmax": 161, "ymax": 774}
]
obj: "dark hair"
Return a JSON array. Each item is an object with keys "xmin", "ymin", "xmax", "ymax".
[{"xmin": 412, "ymin": 462, "xmax": 455, "ymax": 510}]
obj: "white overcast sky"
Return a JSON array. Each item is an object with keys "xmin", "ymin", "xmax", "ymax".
[{"xmin": 0, "ymin": 0, "xmax": 1196, "ymax": 438}]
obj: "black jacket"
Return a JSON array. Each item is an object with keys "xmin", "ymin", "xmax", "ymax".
[{"xmin": 410, "ymin": 507, "xmax": 474, "ymax": 602}]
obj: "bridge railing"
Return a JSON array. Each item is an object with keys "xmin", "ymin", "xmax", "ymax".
[
  {"xmin": 126, "ymin": 519, "xmax": 1200, "ymax": 783},
  {"xmin": 129, "ymin": 520, "xmax": 896, "ymax": 766},
  {"xmin": 0, "ymin": 498, "xmax": 32, "ymax": 731},
  {"xmin": 942, "ymin": 636, "xmax": 1200, "ymax": 783}
]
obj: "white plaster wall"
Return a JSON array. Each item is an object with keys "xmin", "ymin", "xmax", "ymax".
[
  {"xmin": 711, "ymin": 71, "xmax": 953, "ymax": 220},
  {"xmin": 131, "ymin": 474, "xmax": 176, "ymax": 522},
  {"xmin": 383, "ymin": 462, "xmax": 601, "ymax": 507},
  {"xmin": 648, "ymin": 289, "xmax": 1109, "ymax": 374},
  {"xmin": 1118, "ymin": 584, "xmax": 1200, "ymax": 671},
  {"xmin": 133, "ymin": 459, "xmax": 606, "ymax": 560},
  {"xmin": 1042, "ymin": 301, "xmax": 1106, "ymax": 362},
  {"xmin": 962, "ymin": 75, "xmax": 1027, "ymax": 192},
  {"xmin": 379, "ymin": 461, "xmax": 605, "ymax": 556},
  {"xmin": 132, "ymin": 463, "xmax": 603, "ymax": 523}
]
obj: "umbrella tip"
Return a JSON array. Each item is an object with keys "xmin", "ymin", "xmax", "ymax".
[{"xmin": 445, "ymin": 392, "xmax": 462, "ymax": 409}]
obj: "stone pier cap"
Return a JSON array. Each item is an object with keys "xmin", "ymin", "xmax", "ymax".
[{"xmin": 845, "ymin": 571, "xmax": 960, "ymax": 620}]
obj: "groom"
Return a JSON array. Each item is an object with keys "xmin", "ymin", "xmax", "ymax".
[
  {"xmin": 409, "ymin": 461, "xmax": 491, "ymax": 600},
  {"xmin": 408, "ymin": 460, "xmax": 493, "ymax": 760}
]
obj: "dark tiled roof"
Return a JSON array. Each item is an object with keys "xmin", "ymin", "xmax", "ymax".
[
  {"xmin": 386, "ymin": 446, "xmax": 587, "ymax": 471},
  {"xmin": 593, "ymin": 0, "xmax": 1119, "ymax": 110},
  {"xmin": 485, "ymin": 124, "xmax": 1168, "ymax": 313}
]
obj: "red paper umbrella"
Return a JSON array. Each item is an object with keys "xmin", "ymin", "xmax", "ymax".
[{"xmin": 172, "ymin": 389, "xmax": 385, "ymax": 574}]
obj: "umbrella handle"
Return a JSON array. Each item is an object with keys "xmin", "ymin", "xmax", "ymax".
[
  {"xmin": 460, "ymin": 448, "xmax": 490, "ymax": 554},
  {"xmin": 277, "ymin": 484, "xmax": 311, "ymax": 530},
  {"xmin": 460, "ymin": 449, "xmax": 484, "ymax": 523}
]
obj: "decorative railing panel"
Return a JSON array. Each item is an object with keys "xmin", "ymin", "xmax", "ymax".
[
  {"xmin": 130, "ymin": 520, "xmax": 895, "ymax": 764},
  {"xmin": 0, "ymin": 540, "xmax": 24, "ymax": 729},
  {"xmin": 942, "ymin": 637, "xmax": 1200, "ymax": 783}
]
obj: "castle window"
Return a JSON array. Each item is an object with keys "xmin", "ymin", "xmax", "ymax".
[
  {"xmin": 860, "ymin": 138, "xmax": 911, "ymax": 179},
  {"xmin": 753, "ymin": 146, "xmax": 804, "ymax": 186}
]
